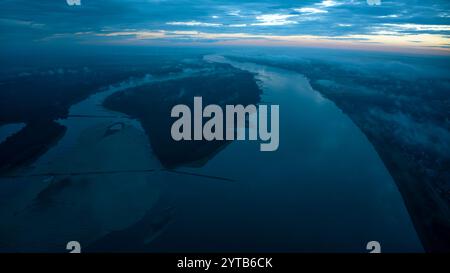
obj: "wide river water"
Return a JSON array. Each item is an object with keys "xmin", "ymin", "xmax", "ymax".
[
  {"xmin": 0, "ymin": 55, "xmax": 423, "ymax": 252},
  {"xmin": 145, "ymin": 55, "xmax": 423, "ymax": 252}
]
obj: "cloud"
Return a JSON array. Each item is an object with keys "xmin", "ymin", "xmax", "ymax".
[
  {"xmin": 96, "ymin": 30, "xmax": 262, "ymax": 40},
  {"xmin": 376, "ymin": 14, "xmax": 400, "ymax": 19},
  {"xmin": 366, "ymin": 0, "xmax": 381, "ymax": 6},
  {"xmin": 66, "ymin": 0, "xmax": 81, "ymax": 6},
  {"xmin": 229, "ymin": 24, "xmax": 247, "ymax": 27},
  {"xmin": 317, "ymin": 0, "xmax": 341, "ymax": 8},
  {"xmin": 227, "ymin": 10, "xmax": 244, "ymax": 17},
  {"xmin": 166, "ymin": 21, "xmax": 248, "ymax": 28},
  {"xmin": 91, "ymin": 28, "xmax": 450, "ymax": 52},
  {"xmin": 1, "ymin": 0, "xmax": 449, "ymax": 53},
  {"xmin": 251, "ymin": 14, "xmax": 298, "ymax": 26},
  {"xmin": 0, "ymin": 18, "xmax": 45, "ymax": 29},
  {"xmin": 97, "ymin": 30, "xmax": 168, "ymax": 39},
  {"xmin": 166, "ymin": 21, "xmax": 222, "ymax": 27},
  {"xmin": 382, "ymin": 24, "xmax": 450, "ymax": 32},
  {"xmin": 294, "ymin": 8, "xmax": 328, "ymax": 14}
]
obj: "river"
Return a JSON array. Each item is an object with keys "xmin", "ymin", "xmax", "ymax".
[
  {"xmin": 144, "ymin": 55, "xmax": 423, "ymax": 252},
  {"xmin": 0, "ymin": 55, "xmax": 423, "ymax": 252}
]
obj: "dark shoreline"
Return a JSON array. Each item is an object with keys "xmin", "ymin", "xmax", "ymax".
[{"xmin": 0, "ymin": 121, "xmax": 67, "ymax": 174}]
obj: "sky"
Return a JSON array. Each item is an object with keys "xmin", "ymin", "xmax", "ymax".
[{"xmin": 1, "ymin": 0, "xmax": 449, "ymax": 54}]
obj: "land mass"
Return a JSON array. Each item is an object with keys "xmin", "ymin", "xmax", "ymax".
[
  {"xmin": 0, "ymin": 53, "xmax": 190, "ymax": 174},
  {"xmin": 0, "ymin": 121, "xmax": 66, "ymax": 173},
  {"xmin": 104, "ymin": 62, "xmax": 261, "ymax": 168}
]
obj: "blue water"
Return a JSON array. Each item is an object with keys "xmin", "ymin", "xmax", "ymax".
[
  {"xmin": 145, "ymin": 56, "xmax": 423, "ymax": 252},
  {"xmin": 0, "ymin": 55, "xmax": 423, "ymax": 252}
]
